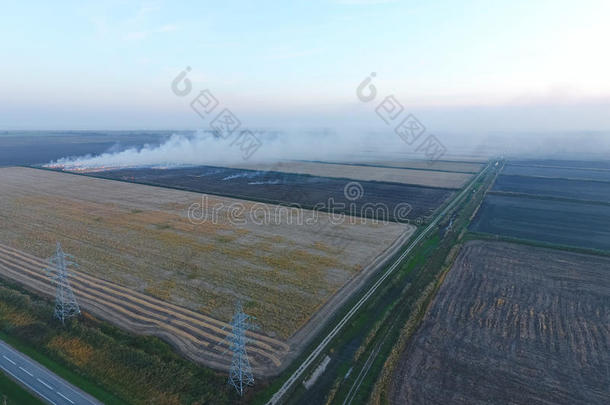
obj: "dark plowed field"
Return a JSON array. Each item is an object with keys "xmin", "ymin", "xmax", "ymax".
[
  {"xmin": 469, "ymin": 194, "xmax": 610, "ymax": 251},
  {"xmin": 492, "ymin": 175, "xmax": 610, "ymax": 203},
  {"xmin": 502, "ymin": 164, "xmax": 610, "ymax": 182},
  {"xmin": 390, "ymin": 241, "xmax": 610, "ymax": 405},
  {"xmin": 509, "ymin": 159, "xmax": 610, "ymax": 170},
  {"xmin": 85, "ymin": 166, "xmax": 454, "ymax": 221}
]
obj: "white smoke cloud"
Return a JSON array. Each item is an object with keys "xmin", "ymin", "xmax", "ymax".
[
  {"xmin": 44, "ymin": 128, "xmax": 610, "ymax": 171},
  {"xmin": 45, "ymin": 130, "xmax": 410, "ymax": 170}
]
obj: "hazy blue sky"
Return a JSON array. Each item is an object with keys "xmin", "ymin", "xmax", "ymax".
[{"xmin": 1, "ymin": 0, "xmax": 609, "ymax": 131}]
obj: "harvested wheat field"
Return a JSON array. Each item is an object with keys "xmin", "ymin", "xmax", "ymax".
[
  {"xmin": 0, "ymin": 242, "xmax": 286, "ymax": 374},
  {"xmin": 390, "ymin": 241, "xmax": 610, "ymax": 405},
  {"xmin": 0, "ymin": 167, "xmax": 414, "ymax": 375},
  {"xmin": 225, "ymin": 161, "xmax": 472, "ymax": 188}
]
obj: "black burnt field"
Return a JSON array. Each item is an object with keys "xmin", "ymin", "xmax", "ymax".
[{"xmin": 87, "ymin": 166, "xmax": 455, "ymax": 222}]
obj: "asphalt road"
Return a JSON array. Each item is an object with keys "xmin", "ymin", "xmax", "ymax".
[
  {"xmin": 0, "ymin": 339, "xmax": 102, "ymax": 405},
  {"xmin": 266, "ymin": 161, "xmax": 493, "ymax": 405}
]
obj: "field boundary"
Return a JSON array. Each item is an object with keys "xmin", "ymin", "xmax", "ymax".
[
  {"xmin": 488, "ymin": 190, "xmax": 610, "ymax": 206},
  {"xmin": 300, "ymin": 160, "xmax": 480, "ymax": 174},
  {"xmin": 507, "ymin": 162, "xmax": 610, "ymax": 172},
  {"xmin": 30, "ymin": 165, "xmax": 456, "ymax": 223},
  {"xmin": 283, "ymin": 224, "xmax": 417, "ymax": 367},
  {"xmin": 495, "ymin": 172, "xmax": 610, "ymax": 184},
  {"xmin": 265, "ymin": 162, "xmax": 492, "ymax": 404},
  {"xmin": 465, "ymin": 231, "xmax": 610, "ymax": 258}
]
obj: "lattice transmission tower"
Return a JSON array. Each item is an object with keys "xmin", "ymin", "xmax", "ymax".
[
  {"xmin": 45, "ymin": 242, "xmax": 81, "ymax": 325},
  {"xmin": 225, "ymin": 301, "xmax": 255, "ymax": 396}
]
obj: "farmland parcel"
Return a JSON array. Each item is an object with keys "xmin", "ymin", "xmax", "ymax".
[
  {"xmin": 502, "ymin": 164, "xmax": 610, "ymax": 182},
  {"xmin": 90, "ymin": 166, "xmax": 454, "ymax": 221},
  {"xmin": 469, "ymin": 194, "xmax": 610, "ymax": 251},
  {"xmin": 492, "ymin": 174, "xmax": 610, "ymax": 203},
  {"xmin": 222, "ymin": 161, "xmax": 472, "ymax": 188},
  {"xmin": 0, "ymin": 167, "xmax": 414, "ymax": 375},
  {"xmin": 390, "ymin": 241, "xmax": 610, "ymax": 405},
  {"xmin": 348, "ymin": 160, "xmax": 483, "ymax": 173},
  {"xmin": 508, "ymin": 159, "xmax": 610, "ymax": 170}
]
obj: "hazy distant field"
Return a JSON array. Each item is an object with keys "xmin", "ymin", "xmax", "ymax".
[
  {"xmin": 225, "ymin": 161, "xmax": 472, "ymax": 188},
  {"xmin": 493, "ymin": 174, "xmax": 610, "ymax": 202},
  {"xmin": 0, "ymin": 167, "xmax": 413, "ymax": 368},
  {"xmin": 390, "ymin": 241, "xmax": 610, "ymax": 405},
  {"xmin": 0, "ymin": 131, "xmax": 169, "ymax": 166},
  {"xmin": 470, "ymin": 194, "xmax": 610, "ymax": 251},
  {"xmin": 90, "ymin": 165, "xmax": 454, "ymax": 221}
]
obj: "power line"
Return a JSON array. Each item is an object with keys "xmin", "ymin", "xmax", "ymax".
[
  {"xmin": 45, "ymin": 242, "xmax": 81, "ymax": 325},
  {"xmin": 225, "ymin": 301, "xmax": 255, "ymax": 396}
]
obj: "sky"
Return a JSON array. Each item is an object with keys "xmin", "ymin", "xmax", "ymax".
[{"xmin": 1, "ymin": 0, "xmax": 609, "ymax": 133}]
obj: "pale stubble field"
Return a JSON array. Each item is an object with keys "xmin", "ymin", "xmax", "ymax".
[{"xmin": 0, "ymin": 167, "xmax": 414, "ymax": 372}]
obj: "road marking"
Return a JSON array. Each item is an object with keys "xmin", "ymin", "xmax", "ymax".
[
  {"xmin": 0, "ymin": 366, "xmax": 58, "ymax": 405},
  {"xmin": 64, "ymin": 385, "xmax": 100, "ymax": 405},
  {"xmin": 1, "ymin": 341, "xmax": 101, "ymax": 404},
  {"xmin": 37, "ymin": 392, "xmax": 59, "ymax": 405},
  {"xmin": 37, "ymin": 377, "xmax": 55, "ymax": 390},
  {"xmin": 19, "ymin": 366, "xmax": 33, "ymax": 376},
  {"xmin": 57, "ymin": 391, "xmax": 75, "ymax": 404}
]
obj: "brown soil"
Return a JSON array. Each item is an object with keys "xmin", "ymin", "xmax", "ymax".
[{"xmin": 390, "ymin": 241, "xmax": 610, "ymax": 405}]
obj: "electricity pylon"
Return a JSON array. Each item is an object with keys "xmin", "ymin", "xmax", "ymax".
[
  {"xmin": 225, "ymin": 301, "xmax": 255, "ymax": 396},
  {"xmin": 45, "ymin": 242, "xmax": 80, "ymax": 325}
]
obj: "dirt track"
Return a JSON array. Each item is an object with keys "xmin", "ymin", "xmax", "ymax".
[
  {"xmin": 0, "ymin": 242, "xmax": 288, "ymax": 376},
  {"xmin": 390, "ymin": 241, "xmax": 610, "ymax": 404}
]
